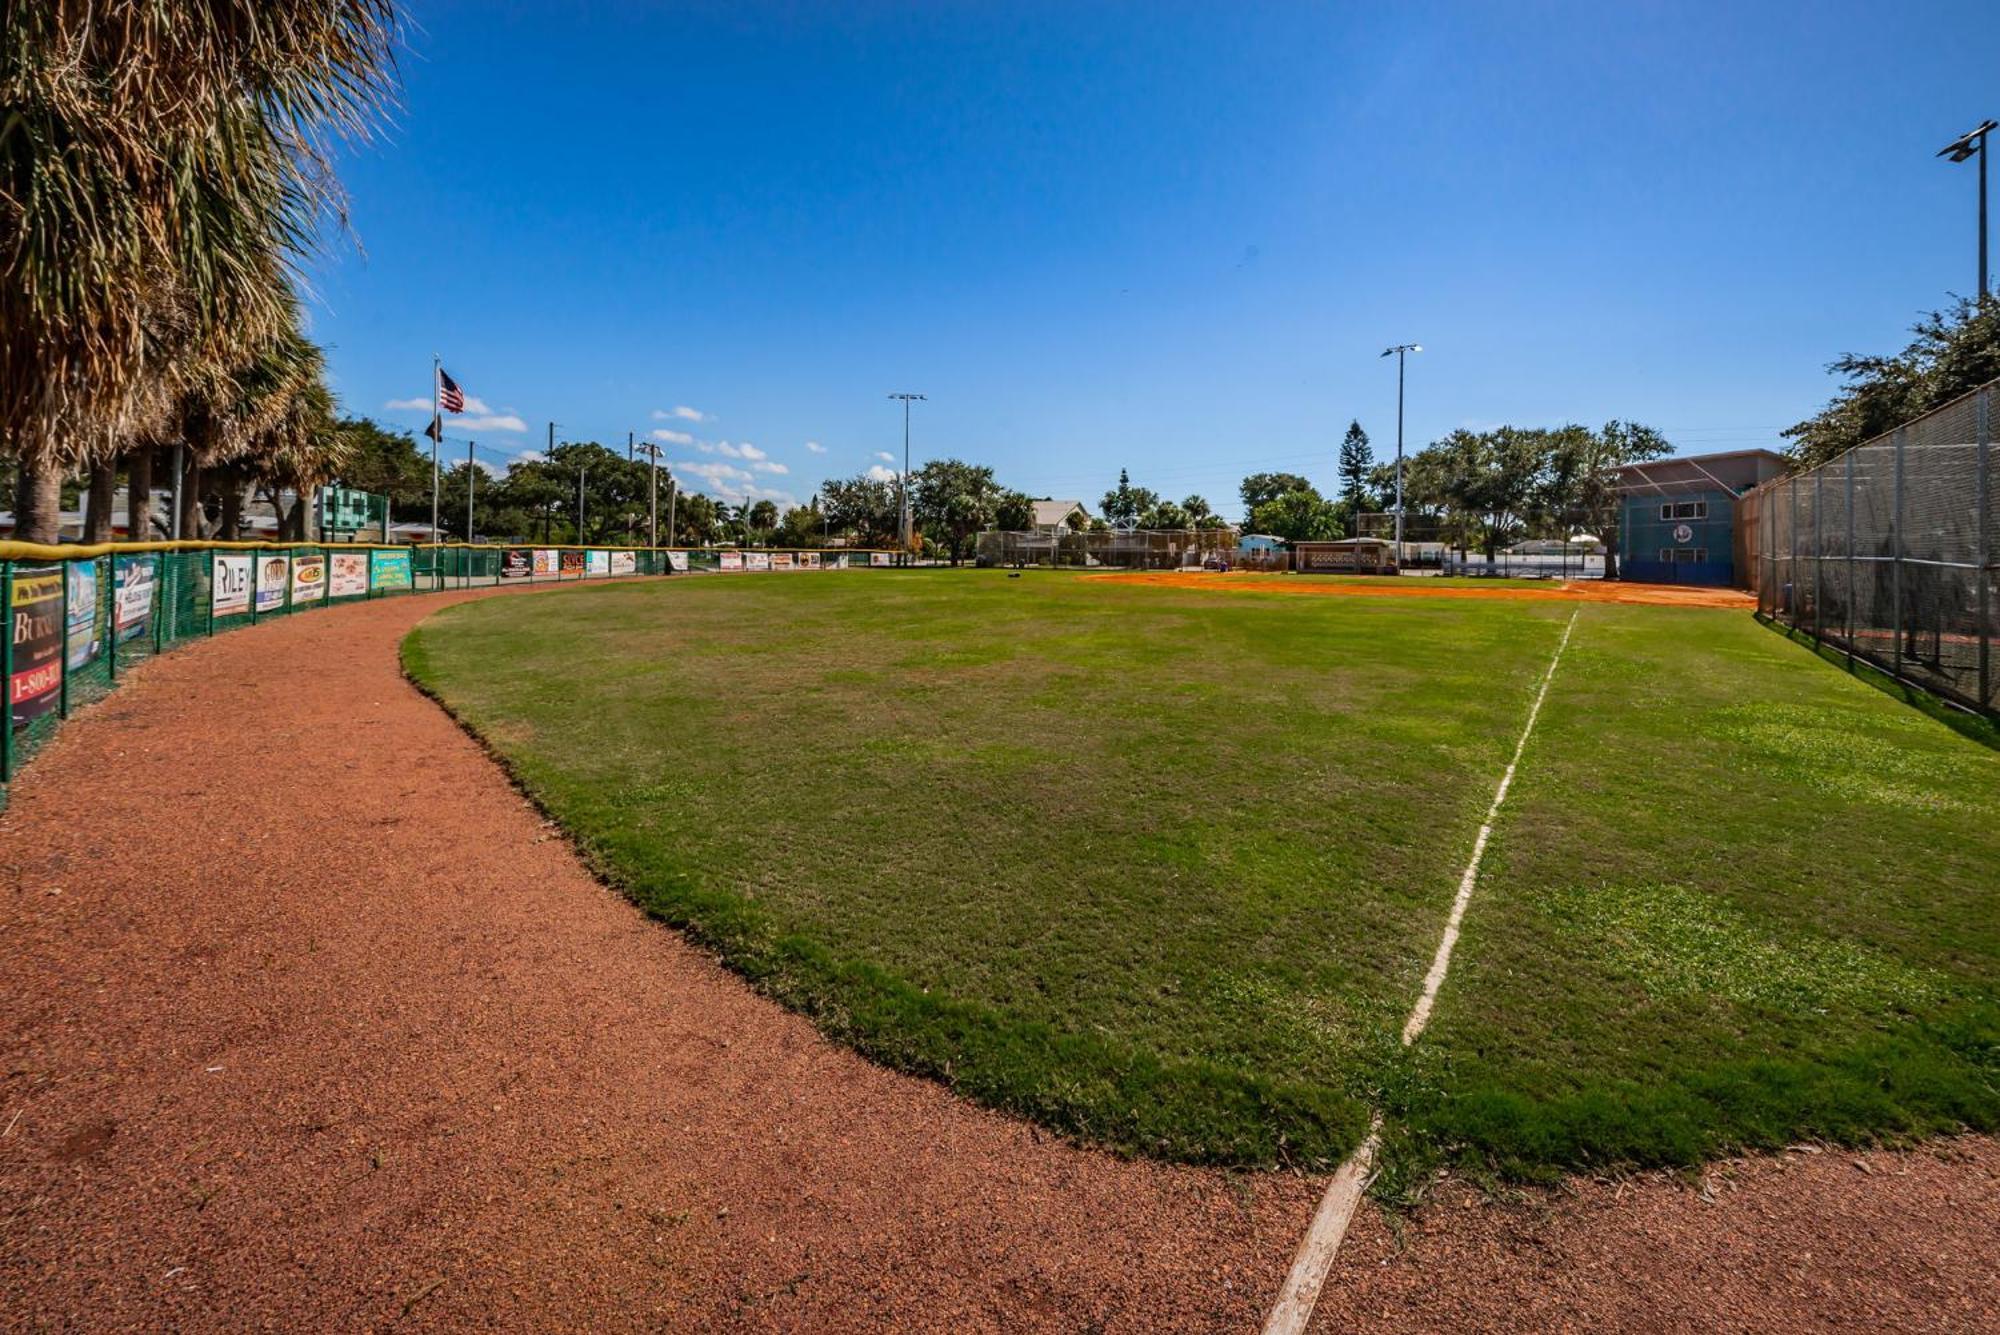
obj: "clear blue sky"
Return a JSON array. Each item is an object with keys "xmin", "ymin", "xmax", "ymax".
[{"xmin": 310, "ymin": 0, "xmax": 1996, "ymax": 521}]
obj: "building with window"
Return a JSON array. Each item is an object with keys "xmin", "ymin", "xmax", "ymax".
[{"xmin": 1608, "ymin": 448, "xmax": 1788, "ymax": 586}]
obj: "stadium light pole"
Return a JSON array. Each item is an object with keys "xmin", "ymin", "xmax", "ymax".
[
  {"xmin": 1380, "ymin": 344, "xmax": 1422, "ymax": 554},
  {"xmin": 1938, "ymin": 120, "xmax": 1997, "ymax": 303},
  {"xmin": 889, "ymin": 392, "xmax": 925, "ymax": 561},
  {"xmin": 633, "ymin": 440, "xmax": 664, "ymax": 546}
]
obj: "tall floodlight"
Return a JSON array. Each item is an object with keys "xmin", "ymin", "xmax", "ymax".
[
  {"xmin": 1939, "ymin": 120, "xmax": 1997, "ymax": 302},
  {"xmin": 889, "ymin": 392, "xmax": 926, "ymax": 559},
  {"xmin": 1380, "ymin": 344, "xmax": 1422, "ymax": 554}
]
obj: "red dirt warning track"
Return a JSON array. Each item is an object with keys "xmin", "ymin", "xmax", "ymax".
[{"xmin": 1, "ymin": 582, "xmax": 1993, "ymax": 1332}]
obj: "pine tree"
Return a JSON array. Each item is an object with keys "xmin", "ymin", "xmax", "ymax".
[{"xmin": 1337, "ymin": 420, "xmax": 1373, "ymax": 535}]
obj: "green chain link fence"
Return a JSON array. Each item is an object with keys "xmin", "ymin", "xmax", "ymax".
[{"xmin": 2, "ymin": 541, "xmax": 897, "ymax": 798}]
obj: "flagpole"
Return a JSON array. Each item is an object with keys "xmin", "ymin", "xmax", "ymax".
[{"xmin": 430, "ymin": 353, "xmax": 441, "ymax": 546}]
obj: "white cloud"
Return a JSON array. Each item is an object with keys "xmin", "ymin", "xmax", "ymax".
[
  {"xmin": 874, "ymin": 451, "xmax": 896, "ymax": 463},
  {"xmin": 751, "ymin": 461, "xmax": 789, "ymax": 475},
  {"xmin": 652, "ymin": 405, "xmax": 708, "ymax": 423},
  {"xmin": 866, "ymin": 464, "xmax": 900, "ymax": 483},
  {"xmin": 676, "ymin": 460, "xmax": 752, "ymax": 487},
  {"xmin": 737, "ymin": 442, "xmax": 767, "ymax": 461},
  {"xmin": 650, "ymin": 428, "xmax": 694, "ymax": 445},
  {"xmin": 714, "ymin": 440, "xmax": 768, "ymax": 460},
  {"xmin": 450, "ymin": 413, "xmax": 528, "ymax": 433},
  {"xmin": 385, "ymin": 397, "xmax": 431, "ymax": 412},
  {"xmin": 805, "ymin": 440, "xmax": 826, "ymax": 454}
]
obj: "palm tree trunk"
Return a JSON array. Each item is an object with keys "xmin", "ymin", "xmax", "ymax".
[
  {"xmin": 219, "ymin": 484, "xmax": 245, "ymax": 541},
  {"xmin": 179, "ymin": 465, "xmax": 205, "ymax": 539},
  {"xmin": 82, "ymin": 460, "xmax": 118, "ymax": 543},
  {"xmin": 12, "ymin": 462, "xmax": 64, "ymax": 544},
  {"xmin": 127, "ymin": 448, "xmax": 154, "ymax": 541}
]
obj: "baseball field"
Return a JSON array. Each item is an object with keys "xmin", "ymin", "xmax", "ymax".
[{"xmin": 403, "ymin": 569, "xmax": 2000, "ymax": 1190}]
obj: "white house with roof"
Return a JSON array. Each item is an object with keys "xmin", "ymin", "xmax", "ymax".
[{"xmin": 1029, "ymin": 499, "xmax": 1090, "ymax": 535}]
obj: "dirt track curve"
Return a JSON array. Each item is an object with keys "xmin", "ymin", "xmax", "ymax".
[{"xmin": 2, "ymin": 581, "xmax": 1995, "ymax": 1332}]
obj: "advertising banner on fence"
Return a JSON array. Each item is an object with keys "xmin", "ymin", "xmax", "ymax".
[
  {"xmin": 829, "ymin": 554, "xmax": 849, "ymax": 569},
  {"xmin": 586, "ymin": 549, "xmax": 610, "ymax": 576},
  {"xmin": 870, "ymin": 552, "xmax": 892, "ymax": 566},
  {"xmin": 113, "ymin": 554, "xmax": 156, "ymax": 644},
  {"xmin": 65, "ymin": 563, "xmax": 100, "ymax": 671},
  {"xmin": 212, "ymin": 554, "xmax": 252, "ymax": 617},
  {"xmin": 771, "ymin": 552, "xmax": 794, "ymax": 570},
  {"xmin": 559, "ymin": 550, "xmax": 586, "ymax": 576},
  {"xmin": 667, "ymin": 550, "xmax": 689, "ymax": 572},
  {"xmin": 8, "ymin": 567, "xmax": 61, "ymax": 728},
  {"xmin": 290, "ymin": 554, "xmax": 326, "ymax": 603},
  {"xmin": 533, "ymin": 549, "xmax": 559, "ymax": 576},
  {"xmin": 369, "ymin": 549, "xmax": 412, "ymax": 592},
  {"xmin": 745, "ymin": 551, "xmax": 771, "ymax": 571},
  {"xmin": 610, "ymin": 551, "xmax": 637, "ymax": 575},
  {"xmin": 798, "ymin": 552, "xmax": 821, "ymax": 570},
  {"xmin": 502, "ymin": 549, "xmax": 532, "ymax": 579},
  {"xmin": 719, "ymin": 551, "xmax": 743, "ymax": 571},
  {"xmin": 329, "ymin": 552, "xmax": 369, "ymax": 598},
  {"xmin": 255, "ymin": 554, "xmax": 289, "ymax": 613}
]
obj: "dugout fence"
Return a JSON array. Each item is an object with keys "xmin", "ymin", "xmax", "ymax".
[
  {"xmin": 0, "ymin": 539, "xmax": 897, "ymax": 798},
  {"xmin": 1746, "ymin": 378, "xmax": 1996, "ymax": 715}
]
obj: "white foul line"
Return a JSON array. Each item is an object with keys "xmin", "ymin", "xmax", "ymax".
[{"xmin": 1261, "ymin": 607, "xmax": 1580, "ymax": 1335}]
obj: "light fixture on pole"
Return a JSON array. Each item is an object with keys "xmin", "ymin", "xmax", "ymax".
[
  {"xmin": 1379, "ymin": 343, "xmax": 1422, "ymax": 556},
  {"xmin": 1938, "ymin": 120, "xmax": 1997, "ymax": 302},
  {"xmin": 634, "ymin": 440, "xmax": 664, "ymax": 547},
  {"xmin": 888, "ymin": 392, "xmax": 925, "ymax": 560}
]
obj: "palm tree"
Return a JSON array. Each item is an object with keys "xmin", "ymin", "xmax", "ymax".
[{"xmin": 2, "ymin": 2, "xmax": 399, "ymax": 542}]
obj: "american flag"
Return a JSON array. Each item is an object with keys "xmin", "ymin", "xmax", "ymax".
[{"xmin": 437, "ymin": 367, "xmax": 466, "ymax": 415}]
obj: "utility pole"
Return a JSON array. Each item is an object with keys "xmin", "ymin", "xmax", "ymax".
[
  {"xmin": 1380, "ymin": 344, "xmax": 1422, "ymax": 557},
  {"xmin": 666, "ymin": 467, "xmax": 678, "ymax": 548},
  {"xmin": 1939, "ymin": 120, "xmax": 1997, "ymax": 302},
  {"xmin": 466, "ymin": 439, "xmax": 476, "ymax": 543},
  {"xmin": 576, "ymin": 461, "xmax": 587, "ymax": 543},
  {"xmin": 634, "ymin": 440, "xmax": 664, "ymax": 546},
  {"xmin": 888, "ymin": 392, "xmax": 925, "ymax": 561}
]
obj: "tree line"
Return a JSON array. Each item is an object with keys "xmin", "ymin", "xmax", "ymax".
[{"xmin": 4, "ymin": 3, "xmax": 403, "ymax": 546}]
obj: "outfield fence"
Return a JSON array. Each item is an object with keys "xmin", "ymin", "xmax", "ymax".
[
  {"xmin": 1745, "ymin": 378, "xmax": 1996, "ymax": 715},
  {"xmin": 0, "ymin": 539, "xmax": 897, "ymax": 795}
]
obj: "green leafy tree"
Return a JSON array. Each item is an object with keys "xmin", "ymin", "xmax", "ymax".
[
  {"xmin": 1100, "ymin": 468, "xmax": 1161, "ymax": 526},
  {"xmin": 1784, "ymin": 297, "xmax": 2000, "ymax": 468},
  {"xmin": 994, "ymin": 489, "xmax": 1034, "ymax": 531},
  {"xmin": 1247, "ymin": 486, "xmax": 1342, "ymax": 542},
  {"xmin": 1239, "ymin": 472, "xmax": 1314, "ymax": 523},
  {"xmin": 912, "ymin": 458, "xmax": 1003, "ymax": 564},
  {"xmin": 821, "ymin": 473, "xmax": 899, "ymax": 545}
]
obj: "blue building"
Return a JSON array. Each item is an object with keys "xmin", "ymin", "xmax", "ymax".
[{"xmin": 1609, "ymin": 449, "xmax": 1788, "ymax": 586}]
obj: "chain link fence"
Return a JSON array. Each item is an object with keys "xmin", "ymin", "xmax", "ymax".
[
  {"xmin": 1, "ymin": 540, "xmax": 896, "ymax": 795},
  {"xmin": 975, "ymin": 528, "xmax": 1240, "ymax": 569},
  {"xmin": 1746, "ymin": 379, "xmax": 1995, "ymax": 715}
]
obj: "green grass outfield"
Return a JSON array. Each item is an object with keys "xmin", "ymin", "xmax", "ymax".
[{"xmin": 403, "ymin": 570, "xmax": 2000, "ymax": 1179}]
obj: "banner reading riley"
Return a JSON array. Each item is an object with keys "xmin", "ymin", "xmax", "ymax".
[{"xmin": 8, "ymin": 567, "xmax": 63, "ymax": 729}]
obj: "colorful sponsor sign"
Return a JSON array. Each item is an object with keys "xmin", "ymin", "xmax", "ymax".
[
  {"xmin": 8, "ymin": 567, "xmax": 61, "ymax": 728},
  {"xmin": 610, "ymin": 551, "xmax": 637, "ymax": 576},
  {"xmin": 870, "ymin": 552, "xmax": 892, "ymax": 567},
  {"xmin": 533, "ymin": 549, "xmax": 559, "ymax": 576},
  {"xmin": 586, "ymin": 549, "xmax": 611, "ymax": 576},
  {"xmin": 502, "ymin": 549, "xmax": 533, "ymax": 579},
  {"xmin": 369, "ymin": 548, "xmax": 413, "ymax": 591},
  {"xmin": 212, "ymin": 554, "xmax": 252, "ymax": 617},
  {"xmin": 329, "ymin": 552, "xmax": 369, "ymax": 598},
  {"xmin": 798, "ymin": 552, "xmax": 821, "ymax": 570},
  {"xmin": 290, "ymin": 554, "xmax": 326, "ymax": 602},
  {"xmin": 744, "ymin": 551, "xmax": 771, "ymax": 571},
  {"xmin": 113, "ymin": 554, "xmax": 157, "ymax": 643},
  {"xmin": 255, "ymin": 554, "xmax": 290, "ymax": 613},
  {"xmin": 559, "ymin": 549, "xmax": 586, "ymax": 576},
  {"xmin": 771, "ymin": 552, "xmax": 795, "ymax": 570},
  {"xmin": 65, "ymin": 563, "xmax": 100, "ymax": 670},
  {"xmin": 666, "ymin": 550, "xmax": 689, "ymax": 572},
  {"xmin": 719, "ymin": 551, "xmax": 743, "ymax": 571}
]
